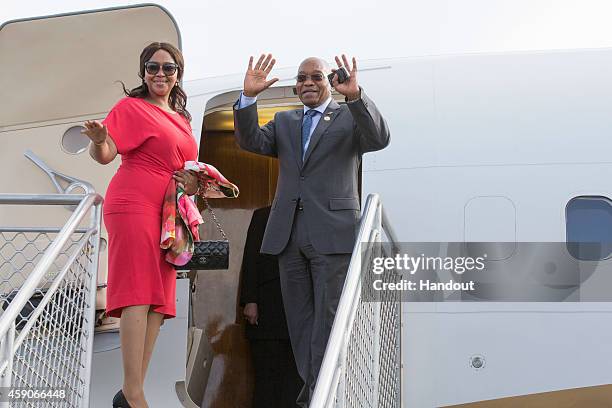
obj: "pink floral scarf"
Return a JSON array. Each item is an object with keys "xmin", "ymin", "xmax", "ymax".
[{"xmin": 161, "ymin": 161, "xmax": 239, "ymax": 266}]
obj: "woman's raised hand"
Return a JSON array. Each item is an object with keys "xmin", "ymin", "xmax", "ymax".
[{"xmin": 82, "ymin": 120, "xmax": 109, "ymax": 145}]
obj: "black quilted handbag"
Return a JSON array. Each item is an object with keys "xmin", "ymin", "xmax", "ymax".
[{"xmin": 177, "ymin": 199, "xmax": 229, "ymax": 271}]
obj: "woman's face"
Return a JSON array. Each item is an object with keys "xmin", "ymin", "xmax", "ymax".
[{"xmin": 143, "ymin": 49, "xmax": 179, "ymax": 98}]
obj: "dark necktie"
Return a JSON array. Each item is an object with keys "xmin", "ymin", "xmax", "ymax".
[{"xmin": 301, "ymin": 109, "xmax": 319, "ymax": 159}]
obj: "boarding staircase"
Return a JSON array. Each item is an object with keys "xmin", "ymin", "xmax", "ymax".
[
  {"xmin": 0, "ymin": 151, "xmax": 103, "ymax": 407},
  {"xmin": 311, "ymin": 194, "xmax": 402, "ymax": 408},
  {"xmin": 0, "ymin": 159, "xmax": 399, "ymax": 408},
  {"xmin": 0, "ymin": 193, "xmax": 102, "ymax": 408}
]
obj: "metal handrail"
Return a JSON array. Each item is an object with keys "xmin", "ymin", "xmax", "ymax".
[
  {"xmin": 0, "ymin": 228, "xmax": 97, "ymax": 377},
  {"xmin": 0, "ymin": 227, "xmax": 91, "ymax": 233},
  {"xmin": 382, "ymin": 207, "xmax": 400, "ymax": 251},
  {"xmin": 24, "ymin": 150, "xmax": 95, "ymax": 195},
  {"xmin": 311, "ymin": 193, "xmax": 390, "ymax": 406},
  {"xmin": 0, "ymin": 194, "xmax": 89, "ymax": 205},
  {"xmin": 0, "ymin": 193, "xmax": 103, "ymax": 340}
]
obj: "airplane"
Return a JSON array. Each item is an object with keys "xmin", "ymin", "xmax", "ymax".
[{"xmin": 2, "ymin": 3, "xmax": 612, "ymax": 407}]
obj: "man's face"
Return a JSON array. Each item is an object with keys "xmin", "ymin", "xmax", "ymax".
[{"xmin": 296, "ymin": 59, "xmax": 331, "ymax": 108}]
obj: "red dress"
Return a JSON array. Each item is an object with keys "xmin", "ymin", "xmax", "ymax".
[{"xmin": 102, "ymin": 97, "xmax": 198, "ymax": 318}]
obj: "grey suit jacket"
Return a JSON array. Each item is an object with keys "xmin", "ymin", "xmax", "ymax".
[{"xmin": 234, "ymin": 90, "xmax": 390, "ymax": 255}]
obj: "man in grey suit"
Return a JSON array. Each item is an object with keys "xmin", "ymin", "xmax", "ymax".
[{"xmin": 234, "ymin": 53, "xmax": 390, "ymax": 405}]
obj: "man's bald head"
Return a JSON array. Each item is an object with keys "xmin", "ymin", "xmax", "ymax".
[
  {"xmin": 296, "ymin": 57, "xmax": 332, "ymax": 108},
  {"xmin": 298, "ymin": 57, "xmax": 331, "ymax": 75}
]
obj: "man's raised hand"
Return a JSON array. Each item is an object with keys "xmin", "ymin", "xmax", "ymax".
[
  {"xmin": 243, "ymin": 54, "xmax": 279, "ymax": 97},
  {"xmin": 331, "ymin": 54, "xmax": 360, "ymax": 101}
]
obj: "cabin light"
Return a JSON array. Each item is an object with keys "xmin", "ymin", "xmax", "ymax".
[{"xmin": 61, "ymin": 125, "xmax": 90, "ymax": 155}]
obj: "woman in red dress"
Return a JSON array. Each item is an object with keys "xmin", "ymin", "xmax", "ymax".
[{"xmin": 82, "ymin": 42, "xmax": 198, "ymax": 408}]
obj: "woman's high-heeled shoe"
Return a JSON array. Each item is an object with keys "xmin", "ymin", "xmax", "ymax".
[{"xmin": 112, "ymin": 390, "xmax": 131, "ymax": 408}]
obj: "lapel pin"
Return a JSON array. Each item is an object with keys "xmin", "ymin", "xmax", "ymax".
[{"xmin": 324, "ymin": 116, "xmax": 331, "ymax": 121}]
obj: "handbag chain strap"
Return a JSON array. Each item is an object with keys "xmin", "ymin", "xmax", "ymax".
[{"xmin": 202, "ymin": 198, "xmax": 228, "ymax": 240}]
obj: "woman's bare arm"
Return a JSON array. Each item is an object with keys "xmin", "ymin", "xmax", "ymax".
[{"xmin": 83, "ymin": 120, "xmax": 118, "ymax": 164}]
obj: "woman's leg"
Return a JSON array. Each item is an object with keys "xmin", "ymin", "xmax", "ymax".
[
  {"xmin": 141, "ymin": 309, "xmax": 165, "ymax": 380},
  {"xmin": 120, "ymin": 305, "xmax": 150, "ymax": 408}
]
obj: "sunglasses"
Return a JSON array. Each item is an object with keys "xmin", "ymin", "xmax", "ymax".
[
  {"xmin": 144, "ymin": 61, "xmax": 179, "ymax": 76},
  {"xmin": 295, "ymin": 73, "xmax": 325, "ymax": 83}
]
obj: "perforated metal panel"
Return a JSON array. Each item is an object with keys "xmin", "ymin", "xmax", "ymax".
[
  {"xmin": 1, "ymin": 231, "xmax": 95, "ymax": 406},
  {"xmin": 312, "ymin": 195, "xmax": 401, "ymax": 408}
]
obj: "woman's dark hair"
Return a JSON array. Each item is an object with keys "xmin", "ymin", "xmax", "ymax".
[{"xmin": 122, "ymin": 42, "xmax": 191, "ymax": 121}]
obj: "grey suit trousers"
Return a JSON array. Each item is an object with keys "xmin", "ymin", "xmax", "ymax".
[{"xmin": 278, "ymin": 207, "xmax": 350, "ymax": 406}]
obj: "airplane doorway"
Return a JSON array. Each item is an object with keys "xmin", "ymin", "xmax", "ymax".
[
  {"xmin": 198, "ymin": 105, "xmax": 286, "ymax": 210},
  {"xmin": 189, "ymin": 87, "xmax": 352, "ymax": 407},
  {"xmin": 190, "ymin": 89, "xmax": 300, "ymax": 408}
]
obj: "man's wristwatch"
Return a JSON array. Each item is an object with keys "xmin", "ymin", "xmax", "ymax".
[{"xmin": 346, "ymin": 87, "xmax": 362, "ymax": 103}]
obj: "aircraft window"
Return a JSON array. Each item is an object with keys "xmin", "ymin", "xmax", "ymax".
[
  {"xmin": 61, "ymin": 125, "xmax": 90, "ymax": 155},
  {"xmin": 566, "ymin": 196, "xmax": 612, "ymax": 261}
]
